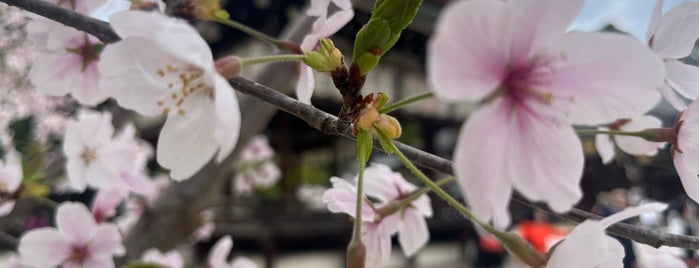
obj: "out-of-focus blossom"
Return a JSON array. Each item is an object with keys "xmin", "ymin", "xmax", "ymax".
[
  {"xmin": 671, "ymin": 98, "xmax": 699, "ymax": 203},
  {"xmin": 546, "ymin": 203, "xmax": 667, "ymax": 268},
  {"xmin": 141, "ymin": 248, "xmax": 184, "ymax": 268},
  {"xmin": 115, "ymin": 175, "xmax": 171, "ymax": 234},
  {"xmin": 595, "ymin": 116, "xmax": 666, "ymax": 164},
  {"xmin": 208, "ymin": 235, "xmax": 257, "ymax": 268},
  {"xmin": 91, "ymin": 189, "xmax": 128, "ymax": 223},
  {"xmin": 296, "ymin": 0, "xmax": 354, "ymax": 104},
  {"xmin": 99, "ymin": 11, "xmax": 241, "ymax": 181},
  {"xmin": 296, "ymin": 184, "xmax": 329, "ymax": 211},
  {"xmin": 63, "ymin": 110, "xmax": 154, "ymax": 194},
  {"xmin": 322, "ymin": 163, "xmax": 433, "ymax": 267},
  {"xmin": 18, "ymin": 202, "xmax": 125, "ymax": 268},
  {"xmin": 0, "ymin": 252, "xmax": 22, "ymax": 268},
  {"xmin": 193, "ymin": 209, "xmax": 216, "ymax": 241},
  {"xmin": 646, "ymin": 0, "xmax": 699, "ymax": 110},
  {"xmin": 0, "ymin": 151, "xmax": 22, "ymax": 217},
  {"xmin": 428, "ymin": 0, "xmax": 663, "ymax": 227},
  {"xmin": 233, "ymin": 136, "xmax": 280, "ymax": 194}
]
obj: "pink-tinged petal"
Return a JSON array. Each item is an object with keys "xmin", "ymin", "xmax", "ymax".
[
  {"xmin": 673, "ymin": 157, "xmax": 699, "ymax": 204},
  {"xmin": 362, "ymin": 163, "xmax": 400, "ymax": 203},
  {"xmin": 312, "ymin": 9, "xmax": 354, "ymax": 39},
  {"xmin": 18, "ymin": 228, "xmax": 73, "ymax": 267},
  {"xmin": 665, "ymin": 59, "xmax": 699, "ymax": 99},
  {"xmin": 65, "ymin": 158, "xmax": 88, "ymax": 192},
  {"xmin": 647, "ymin": 0, "xmax": 664, "ymax": 43},
  {"xmin": 331, "ymin": 0, "xmax": 352, "ymax": 11},
  {"xmin": 141, "ymin": 248, "xmax": 183, "ymax": 268},
  {"xmin": 209, "ymin": 235, "xmax": 233, "ymax": 268},
  {"xmin": 88, "ymin": 224, "xmax": 125, "ymax": 257},
  {"xmin": 91, "ymin": 189, "xmax": 128, "ymax": 222},
  {"xmin": 507, "ymin": 0, "xmax": 585, "ymax": 65},
  {"xmin": 659, "ymin": 82, "xmax": 688, "ymax": 111},
  {"xmin": 231, "ymin": 257, "xmax": 258, "ymax": 268},
  {"xmin": 296, "ymin": 64, "xmax": 315, "ymax": 104},
  {"xmin": 56, "ymin": 202, "xmax": 98, "ymax": 245},
  {"xmin": 595, "ymin": 127, "xmax": 616, "ymax": 164},
  {"xmin": 29, "ymin": 52, "xmax": 82, "ymax": 96},
  {"xmin": 307, "ymin": 0, "xmax": 330, "ymax": 17},
  {"xmin": 548, "ymin": 32, "xmax": 663, "ymax": 125},
  {"xmin": 454, "ymin": 99, "xmax": 513, "ymax": 228},
  {"xmin": 119, "ymin": 171, "xmax": 156, "ymax": 196},
  {"xmin": 507, "ymin": 103, "xmax": 584, "ymax": 213},
  {"xmin": 599, "ymin": 202, "xmax": 668, "ymax": 229},
  {"xmin": 0, "ymin": 151, "xmax": 22, "ymax": 192},
  {"xmin": 322, "ymin": 178, "xmax": 376, "ymax": 220},
  {"xmin": 82, "ymin": 256, "xmax": 116, "ymax": 268},
  {"xmin": 615, "ymin": 116, "xmax": 665, "ymax": 157},
  {"xmin": 364, "ymin": 221, "xmax": 393, "ymax": 268},
  {"xmin": 0, "ymin": 201, "xmax": 16, "ymax": 217},
  {"xmin": 157, "ymin": 95, "xmax": 218, "ymax": 180},
  {"xmin": 213, "ymin": 75, "xmax": 241, "ymax": 163},
  {"xmin": 70, "ymin": 61, "xmax": 106, "ymax": 106},
  {"xmin": 397, "ymin": 208, "xmax": 429, "ymax": 257},
  {"xmin": 651, "ymin": 1, "xmax": 699, "ymax": 59},
  {"xmin": 427, "ymin": 0, "xmax": 509, "ymax": 102},
  {"xmin": 546, "ymin": 221, "xmax": 624, "ymax": 268}
]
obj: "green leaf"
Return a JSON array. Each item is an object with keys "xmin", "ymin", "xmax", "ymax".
[{"xmin": 356, "ymin": 130, "xmax": 373, "ymax": 165}]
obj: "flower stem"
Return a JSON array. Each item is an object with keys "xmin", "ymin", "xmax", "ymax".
[
  {"xmin": 240, "ymin": 54, "xmax": 306, "ymax": 67},
  {"xmin": 216, "ymin": 19, "xmax": 300, "ymax": 53},
  {"xmin": 575, "ymin": 128, "xmax": 646, "ymax": 138},
  {"xmin": 395, "ymin": 176, "xmax": 454, "ymax": 210},
  {"xmin": 378, "ymin": 92, "xmax": 434, "ymax": 114}
]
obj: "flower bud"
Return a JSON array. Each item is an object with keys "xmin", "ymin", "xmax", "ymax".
[
  {"xmin": 375, "ymin": 114, "xmax": 402, "ymax": 139},
  {"xmin": 356, "ymin": 107, "xmax": 380, "ymax": 132},
  {"xmin": 215, "ymin": 55, "xmax": 242, "ymax": 79},
  {"xmin": 174, "ymin": 0, "xmax": 229, "ymax": 21},
  {"xmin": 303, "ymin": 38, "xmax": 345, "ymax": 73}
]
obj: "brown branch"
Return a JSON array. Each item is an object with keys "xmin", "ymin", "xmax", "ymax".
[{"xmin": 5, "ymin": 0, "xmax": 699, "ymax": 252}]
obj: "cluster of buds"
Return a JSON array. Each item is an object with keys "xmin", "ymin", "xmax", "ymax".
[
  {"xmin": 303, "ymin": 38, "xmax": 345, "ymax": 74},
  {"xmin": 353, "ymin": 92, "xmax": 402, "ymax": 139}
]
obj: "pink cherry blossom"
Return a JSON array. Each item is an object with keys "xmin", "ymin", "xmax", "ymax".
[
  {"xmin": 63, "ymin": 109, "xmax": 154, "ymax": 194},
  {"xmin": 99, "ymin": 10, "xmax": 241, "ymax": 180},
  {"xmin": 27, "ymin": 17, "xmax": 107, "ymax": 106},
  {"xmin": 233, "ymin": 135, "xmax": 280, "ymax": 194},
  {"xmin": 18, "ymin": 202, "xmax": 125, "ymax": 268},
  {"xmin": 296, "ymin": 0, "xmax": 354, "ymax": 104},
  {"xmin": 647, "ymin": 0, "xmax": 699, "ymax": 110},
  {"xmin": 322, "ymin": 163, "xmax": 433, "ymax": 267},
  {"xmin": 546, "ymin": 202, "xmax": 667, "ymax": 268},
  {"xmin": 141, "ymin": 248, "xmax": 184, "ymax": 268},
  {"xmin": 428, "ymin": 0, "xmax": 664, "ymax": 227},
  {"xmin": 0, "ymin": 151, "xmax": 22, "ymax": 217},
  {"xmin": 595, "ymin": 116, "xmax": 666, "ymax": 164},
  {"xmin": 208, "ymin": 235, "xmax": 257, "ymax": 268},
  {"xmin": 91, "ymin": 189, "xmax": 128, "ymax": 223},
  {"xmin": 672, "ymin": 98, "xmax": 699, "ymax": 203}
]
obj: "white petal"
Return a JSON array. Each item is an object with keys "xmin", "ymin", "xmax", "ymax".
[
  {"xmin": 427, "ymin": 0, "xmax": 509, "ymax": 102},
  {"xmin": 673, "ymin": 157, "xmax": 699, "ymax": 204},
  {"xmin": 454, "ymin": 99, "xmax": 513, "ymax": 228},
  {"xmin": 595, "ymin": 128, "xmax": 616, "ymax": 164},
  {"xmin": 18, "ymin": 228, "xmax": 73, "ymax": 267},
  {"xmin": 56, "ymin": 202, "xmax": 98, "ymax": 245},
  {"xmin": 397, "ymin": 208, "xmax": 429, "ymax": 257},
  {"xmin": 296, "ymin": 64, "xmax": 315, "ymax": 104},
  {"xmin": 599, "ymin": 202, "xmax": 668, "ymax": 229},
  {"xmin": 213, "ymin": 75, "xmax": 241, "ymax": 163},
  {"xmin": 0, "ymin": 201, "xmax": 15, "ymax": 217},
  {"xmin": 361, "ymin": 163, "xmax": 401, "ymax": 203},
  {"xmin": 208, "ymin": 235, "xmax": 233, "ymax": 268},
  {"xmin": 659, "ymin": 82, "xmax": 688, "ymax": 111},
  {"xmin": 88, "ymin": 224, "xmax": 125, "ymax": 257},
  {"xmin": 615, "ymin": 116, "xmax": 665, "ymax": 157},
  {"xmin": 651, "ymin": 1, "xmax": 699, "ymax": 59},
  {"xmin": 548, "ymin": 32, "xmax": 663, "ymax": 125},
  {"xmin": 546, "ymin": 221, "xmax": 624, "ymax": 268},
  {"xmin": 665, "ymin": 59, "xmax": 699, "ymax": 99}
]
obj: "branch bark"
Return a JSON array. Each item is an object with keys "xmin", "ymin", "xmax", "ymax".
[{"xmin": 4, "ymin": 0, "xmax": 699, "ymax": 253}]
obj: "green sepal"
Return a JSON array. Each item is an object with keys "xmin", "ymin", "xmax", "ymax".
[
  {"xmin": 357, "ymin": 130, "xmax": 373, "ymax": 165},
  {"xmin": 375, "ymin": 129, "xmax": 394, "ymax": 155},
  {"xmin": 376, "ymin": 93, "xmax": 389, "ymax": 110}
]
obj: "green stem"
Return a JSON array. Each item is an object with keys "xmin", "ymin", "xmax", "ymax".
[
  {"xmin": 379, "ymin": 92, "xmax": 434, "ymax": 114},
  {"xmin": 352, "ymin": 155, "xmax": 367, "ymax": 243},
  {"xmin": 394, "ymin": 176, "xmax": 454, "ymax": 211},
  {"xmin": 217, "ymin": 19, "xmax": 298, "ymax": 52},
  {"xmin": 240, "ymin": 54, "xmax": 305, "ymax": 67},
  {"xmin": 575, "ymin": 128, "xmax": 646, "ymax": 138}
]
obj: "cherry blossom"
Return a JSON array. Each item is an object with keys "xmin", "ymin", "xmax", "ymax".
[
  {"xmin": 428, "ymin": 0, "xmax": 664, "ymax": 227},
  {"xmin": 18, "ymin": 202, "xmax": 125, "ymax": 268},
  {"xmin": 546, "ymin": 202, "xmax": 667, "ymax": 268},
  {"xmin": 322, "ymin": 163, "xmax": 433, "ymax": 267},
  {"xmin": 141, "ymin": 248, "xmax": 184, "ymax": 268},
  {"xmin": 0, "ymin": 150, "xmax": 22, "ymax": 217},
  {"xmin": 671, "ymin": 98, "xmax": 699, "ymax": 203},
  {"xmin": 646, "ymin": 0, "xmax": 699, "ymax": 110},
  {"xmin": 91, "ymin": 189, "xmax": 128, "ymax": 223},
  {"xmin": 595, "ymin": 116, "xmax": 666, "ymax": 164},
  {"xmin": 296, "ymin": 0, "xmax": 354, "ymax": 104},
  {"xmin": 208, "ymin": 235, "xmax": 257, "ymax": 268},
  {"xmin": 63, "ymin": 109, "xmax": 154, "ymax": 193},
  {"xmin": 233, "ymin": 135, "xmax": 280, "ymax": 194},
  {"xmin": 99, "ymin": 10, "xmax": 241, "ymax": 180}
]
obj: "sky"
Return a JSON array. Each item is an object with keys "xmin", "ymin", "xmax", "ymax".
[{"xmin": 570, "ymin": 0, "xmax": 699, "ymax": 40}]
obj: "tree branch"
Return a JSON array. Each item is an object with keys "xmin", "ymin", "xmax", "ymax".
[{"xmin": 5, "ymin": 0, "xmax": 699, "ymax": 252}]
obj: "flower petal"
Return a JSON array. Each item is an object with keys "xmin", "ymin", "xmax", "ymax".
[
  {"xmin": 673, "ymin": 157, "xmax": 699, "ymax": 204},
  {"xmin": 397, "ymin": 208, "xmax": 429, "ymax": 257},
  {"xmin": 615, "ymin": 116, "xmax": 665, "ymax": 157},
  {"xmin": 296, "ymin": 64, "xmax": 315, "ymax": 104},
  {"xmin": 88, "ymin": 224, "xmax": 125, "ymax": 257},
  {"xmin": 665, "ymin": 59, "xmax": 699, "ymax": 99},
  {"xmin": 57, "ymin": 202, "xmax": 98, "ymax": 245},
  {"xmin": 454, "ymin": 99, "xmax": 513, "ymax": 228},
  {"xmin": 659, "ymin": 82, "xmax": 688, "ymax": 111},
  {"xmin": 322, "ymin": 177, "xmax": 375, "ymax": 220},
  {"xmin": 361, "ymin": 163, "xmax": 400, "ymax": 203},
  {"xmin": 427, "ymin": 0, "xmax": 509, "ymax": 102},
  {"xmin": 548, "ymin": 32, "xmax": 664, "ymax": 125},
  {"xmin": 213, "ymin": 75, "xmax": 241, "ymax": 163},
  {"xmin": 651, "ymin": 1, "xmax": 699, "ymax": 59},
  {"xmin": 18, "ymin": 228, "xmax": 73, "ymax": 267},
  {"xmin": 506, "ymin": 102, "xmax": 584, "ymax": 213},
  {"xmin": 599, "ymin": 202, "xmax": 668, "ymax": 229},
  {"xmin": 364, "ymin": 221, "xmax": 393, "ymax": 268},
  {"xmin": 209, "ymin": 235, "xmax": 233, "ymax": 268},
  {"xmin": 595, "ymin": 127, "xmax": 616, "ymax": 164},
  {"xmin": 546, "ymin": 221, "xmax": 624, "ymax": 268}
]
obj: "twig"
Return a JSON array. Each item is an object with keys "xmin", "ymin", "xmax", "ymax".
[{"xmin": 5, "ymin": 0, "xmax": 699, "ymax": 251}]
